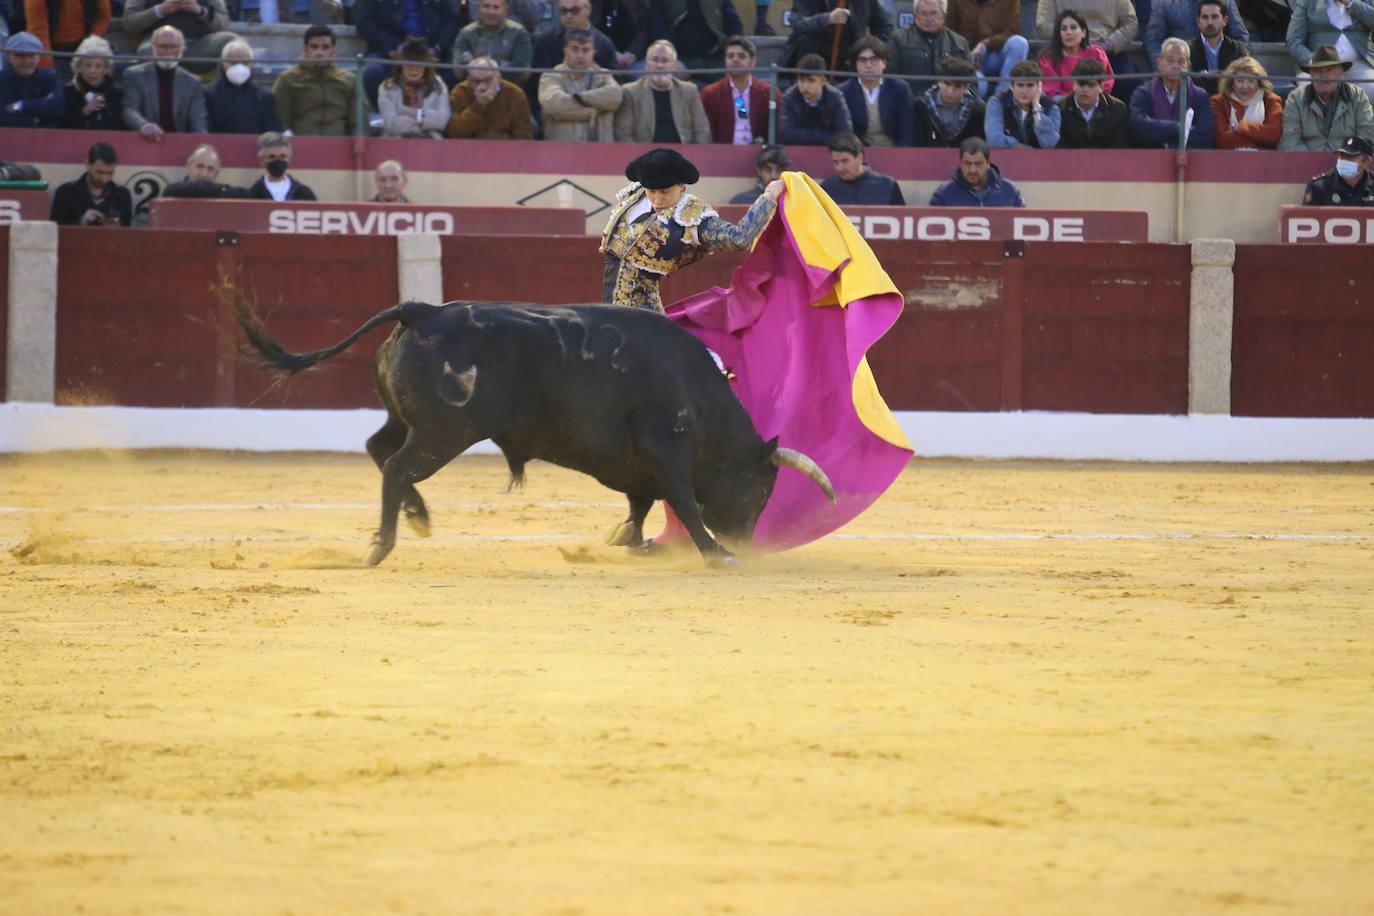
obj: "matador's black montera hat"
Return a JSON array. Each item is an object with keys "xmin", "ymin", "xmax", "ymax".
[{"xmin": 625, "ymin": 148, "xmax": 700, "ymax": 189}]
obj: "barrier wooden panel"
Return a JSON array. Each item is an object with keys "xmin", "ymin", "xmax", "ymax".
[
  {"xmin": 53, "ymin": 229, "xmax": 397, "ymax": 409},
  {"xmin": 715, "ymin": 206, "xmax": 1150, "ymax": 243},
  {"xmin": 1278, "ymin": 205, "xmax": 1374, "ymax": 244},
  {"xmin": 0, "ymin": 191, "xmax": 49, "ymax": 224},
  {"xmin": 1232, "ymin": 245, "xmax": 1374, "ymax": 418}
]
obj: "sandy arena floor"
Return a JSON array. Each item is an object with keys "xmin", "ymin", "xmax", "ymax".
[{"xmin": 0, "ymin": 451, "xmax": 1371, "ymax": 915}]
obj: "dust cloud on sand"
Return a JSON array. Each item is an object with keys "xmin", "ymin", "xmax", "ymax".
[{"xmin": 1, "ymin": 451, "xmax": 1372, "ymax": 915}]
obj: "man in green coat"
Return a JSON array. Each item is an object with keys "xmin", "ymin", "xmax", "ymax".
[{"xmin": 272, "ymin": 24, "xmax": 357, "ymax": 136}]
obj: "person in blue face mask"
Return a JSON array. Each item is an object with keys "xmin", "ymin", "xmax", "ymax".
[{"xmin": 1303, "ymin": 135, "xmax": 1374, "ymax": 205}]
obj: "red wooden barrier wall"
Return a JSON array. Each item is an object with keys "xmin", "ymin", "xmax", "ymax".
[
  {"xmin": 53, "ymin": 229, "xmax": 396, "ymax": 409},
  {"xmin": 3, "ymin": 230, "xmax": 1366, "ymax": 417},
  {"xmin": 1232, "ymin": 245, "xmax": 1374, "ymax": 418}
]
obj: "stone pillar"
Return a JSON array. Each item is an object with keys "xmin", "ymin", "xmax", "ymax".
[
  {"xmin": 1189, "ymin": 238, "xmax": 1235, "ymax": 416},
  {"xmin": 397, "ymin": 233, "xmax": 443, "ymax": 306},
  {"xmin": 6, "ymin": 221, "xmax": 59, "ymax": 403}
]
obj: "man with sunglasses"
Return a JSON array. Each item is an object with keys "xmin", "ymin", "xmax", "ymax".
[{"xmin": 699, "ymin": 34, "xmax": 777, "ymax": 143}]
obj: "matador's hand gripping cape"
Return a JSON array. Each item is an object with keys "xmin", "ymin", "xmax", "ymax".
[{"xmin": 664, "ymin": 171, "xmax": 915, "ymax": 551}]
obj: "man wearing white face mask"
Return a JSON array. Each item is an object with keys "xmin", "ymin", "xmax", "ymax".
[
  {"xmin": 612, "ymin": 39, "xmax": 710, "ymax": 143},
  {"xmin": 1303, "ymin": 135, "xmax": 1374, "ymax": 204},
  {"xmin": 206, "ymin": 39, "xmax": 282, "ymax": 134},
  {"xmin": 122, "ymin": 25, "xmax": 208, "ymax": 141}
]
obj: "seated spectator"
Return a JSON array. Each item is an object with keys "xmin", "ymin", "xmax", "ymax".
[
  {"xmin": 1303, "ymin": 135, "xmax": 1374, "ymax": 204},
  {"xmin": 986, "ymin": 59, "xmax": 1061, "ymax": 148},
  {"xmin": 1288, "ymin": 0, "xmax": 1374, "ymax": 108},
  {"xmin": 58, "ymin": 35, "xmax": 123, "ymax": 131},
  {"xmin": 162, "ymin": 143, "xmax": 252, "ymax": 197},
  {"xmin": 1210, "ymin": 56, "xmax": 1281, "ymax": 149},
  {"xmin": 379, "ymin": 37, "xmax": 451, "ymax": 137},
  {"xmin": 699, "ymin": 35, "xmax": 775, "ymax": 144},
  {"xmin": 785, "ymin": 0, "xmax": 890, "ymax": 72},
  {"xmin": 206, "ymin": 40, "xmax": 281, "ymax": 134},
  {"xmin": 889, "ymin": 0, "xmax": 968, "ymax": 85},
  {"xmin": 820, "ymin": 131, "xmax": 905, "ymax": 204},
  {"xmin": 122, "ymin": 26, "xmax": 208, "ymax": 140},
  {"xmin": 1057, "ymin": 57, "xmax": 1129, "ymax": 147},
  {"xmin": 1280, "ymin": 44, "xmax": 1374, "ymax": 151},
  {"xmin": 913, "ymin": 55, "xmax": 985, "ymax": 147},
  {"xmin": 532, "ymin": 0, "xmax": 617, "ymax": 75},
  {"xmin": 273, "ymin": 25, "xmax": 356, "ymax": 136},
  {"xmin": 25, "ymin": 0, "xmax": 112, "ymax": 78},
  {"xmin": 930, "ymin": 135, "xmax": 1024, "ymax": 205},
  {"xmin": 248, "ymin": 131, "xmax": 317, "ymax": 200},
  {"xmin": 647, "ymin": 0, "xmax": 744, "ymax": 77},
  {"xmin": 778, "ymin": 53, "xmax": 853, "ymax": 146},
  {"xmin": 1129, "ymin": 37, "xmax": 1215, "ymax": 148},
  {"xmin": 1187, "ymin": 0, "xmax": 1251, "ymax": 95},
  {"xmin": 538, "ymin": 28, "xmax": 622, "ymax": 141},
  {"xmin": 1035, "ymin": 0, "xmax": 1136, "ymax": 81},
  {"xmin": 614, "ymin": 39, "xmax": 710, "ymax": 142},
  {"xmin": 838, "ymin": 36, "xmax": 916, "ymax": 147},
  {"xmin": 354, "ymin": 0, "xmax": 461, "ymax": 109},
  {"xmin": 1, "ymin": 31, "xmax": 65, "ymax": 127},
  {"xmin": 729, "ymin": 143, "xmax": 788, "ymax": 204},
  {"xmin": 373, "ymin": 159, "xmax": 409, "ymax": 202},
  {"xmin": 946, "ymin": 0, "xmax": 1027, "ymax": 97},
  {"xmin": 447, "ymin": 54, "xmax": 533, "ymax": 137},
  {"xmin": 591, "ymin": 0, "xmax": 649, "ymax": 71},
  {"xmin": 1145, "ymin": 0, "xmax": 1247, "ymax": 62},
  {"xmin": 50, "ymin": 141, "xmax": 131, "ymax": 227},
  {"xmin": 118, "ymin": 0, "xmax": 236, "ymax": 78},
  {"xmin": 452, "ymin": 0, "xmax": 532, "ymax": 84},
  {"xmin": 1038, "ymin": 9, "xmax": 1114, "ymax": 101}
]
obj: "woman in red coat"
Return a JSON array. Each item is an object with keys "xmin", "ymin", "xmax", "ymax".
[{"xmin": 1210, "ymin": 57, "xmax": 1283, "ymax": 150}]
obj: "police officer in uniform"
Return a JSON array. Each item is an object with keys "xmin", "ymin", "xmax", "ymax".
[{"xmin": 1303, "ymin": 136, "xmax": 1374, "ymax": 206}]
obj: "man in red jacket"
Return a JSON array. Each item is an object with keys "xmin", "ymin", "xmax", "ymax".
[{"xmin": 698, "ymin": 35, "xmax": 776, "ymax": 143}]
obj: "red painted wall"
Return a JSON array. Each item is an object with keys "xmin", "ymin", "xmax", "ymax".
[
  {"xmin": 0, "ymin": 229, "xmax": 1365, "ymax": 417},
  {"xmin": 1232, "ymin": 245, "xmax": 1374, "ymax": 418},
  {"xmin": 54, "ymin": 229, "xmax": 397, "ymax": 409}
]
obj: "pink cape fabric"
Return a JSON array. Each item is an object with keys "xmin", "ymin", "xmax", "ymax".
[{"xmin": 663, "ymin": 195, "xmax": 915, "ymax": 552}]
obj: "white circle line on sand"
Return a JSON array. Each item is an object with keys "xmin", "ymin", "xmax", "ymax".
[{"xmin": 3, "ymin": 533, "xmax": 1373, "ymax": 548}]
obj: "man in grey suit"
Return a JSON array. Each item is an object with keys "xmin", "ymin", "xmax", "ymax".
[{"xmin": 122, "ymin": 25, "xmax": 209, "ymax": 141}]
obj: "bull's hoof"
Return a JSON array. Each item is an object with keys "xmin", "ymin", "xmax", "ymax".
[
  {"xmin": 606, "ymin": 521, "xmax": 642, "ymax": 547},
  {"xmin": 365, "ymin": 538, "xmax": 393, "ymax": 566},
  {"xmin": 707, "ymin": 553, "xmax": 743, "ymax": 570},
  {"xmin": 627, "ymin": 539, "xmax": 665, "ymax": 557},
  {"xmin": 404, "ymin": 505, "xmax": 431, "ymax": 538}
]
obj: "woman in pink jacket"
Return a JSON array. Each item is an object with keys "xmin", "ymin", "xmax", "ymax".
[{"xmin": 1038, "ymin": 9, "xmax": 1116, "ymax": 99}]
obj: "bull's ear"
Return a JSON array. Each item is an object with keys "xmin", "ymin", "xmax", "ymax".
[{"xmin": 760, "ymin": 436, "xmax": 780, "ymax": 462}]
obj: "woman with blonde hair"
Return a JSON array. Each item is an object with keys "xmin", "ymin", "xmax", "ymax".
[
  {"xmin": 57, "ymin": 35, "xmax": 123, "ymax": 131},
  {"xmin": 377, "ymin": 36, "xmax": 452, "ymax": 139},
  {"xmin": 1210, "ymin": 56, "xmax": 1283, "ymax": 149}
]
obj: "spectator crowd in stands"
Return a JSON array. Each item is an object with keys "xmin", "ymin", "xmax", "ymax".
[{"xmin": 7, "ymin": 0, "xmax": 1374, "ymax": 215}]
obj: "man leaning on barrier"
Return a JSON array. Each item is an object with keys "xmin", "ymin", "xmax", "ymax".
[{"xmin": 1303, "ymin": 135, "xmax": 1374, "ymax": 205}]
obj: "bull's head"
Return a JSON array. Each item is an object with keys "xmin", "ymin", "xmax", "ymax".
[{"xmin": 701, "ymin": 438, "xmax": 835, "ymax": 546}]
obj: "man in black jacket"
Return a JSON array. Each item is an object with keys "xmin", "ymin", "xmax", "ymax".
[
  {"xmin": 205, "ymin": 40, "xmax": 282, "ymax": 134},
  {"xmin": 1057, "ymin": 58, "xmax": 1128, "ymax": 148},
  {"xmin": 819, "ymin": 131, "xmax": 906, "ymax": 204},
  {"xmin": 247, "ymin": 132, "xmax": 317, "ymax": 201},
  {"xmin": 1188, "ymin": 0, "xmax": 1249, "ymax": 95},
  {"xmin": 785, "ymin": 0, "xmax": 892, "ymax": 71},
  {"xmin": 50, "ymin": 141, "xmax": 132, "ymax": 227},
  {"xmin": 1303, "ymin": 135, "xmax": 1374, "ymax": 206},
  {"xmin": 162, "ymin": 144, "xmax": 252, "ymax": 198}
]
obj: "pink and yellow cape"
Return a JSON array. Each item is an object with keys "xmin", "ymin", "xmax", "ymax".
[{"xmin": 665, "ymin": 172, "xmax": 915, "ymax": 551}]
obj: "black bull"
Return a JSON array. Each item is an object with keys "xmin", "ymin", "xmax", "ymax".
[{"xmin": 232, "ymin": 298, "xmax": 835, "ymax": 567}]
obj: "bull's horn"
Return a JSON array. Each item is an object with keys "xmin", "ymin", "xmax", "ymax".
[{"xmin": 771, "ymin": 448, "xmax": 836, "ymax": 504}]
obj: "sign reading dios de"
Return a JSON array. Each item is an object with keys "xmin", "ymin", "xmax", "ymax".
[{"xmin": 715, "ymin": 205, "xmax": 1149, "ymax": 242}]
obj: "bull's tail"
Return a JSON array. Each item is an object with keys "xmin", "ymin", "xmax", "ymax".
[{"xmin": 224, "ymin": 280, "xmax": 432, "ymax": 374}]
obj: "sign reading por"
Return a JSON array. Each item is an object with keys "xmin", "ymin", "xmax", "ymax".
[
  {"xmin": 716, "ymin": 205, "xmax": 1148, "ymax": 242},
  {"xmin": 1280, "ymin": 205, "xmax": 1374, "ymax": 243},
  {"xmin": 149, "ymin": 199, "xmax": 587, "ymax": 236}
]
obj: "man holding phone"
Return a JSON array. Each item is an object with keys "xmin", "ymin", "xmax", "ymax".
[{"xmin": 50, "ymin": 142, "xmax": 132, "ymax": 227}]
